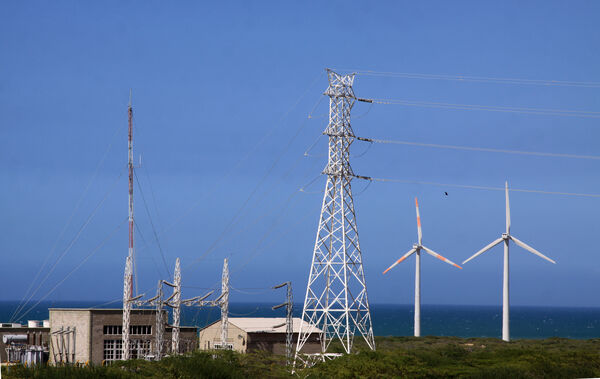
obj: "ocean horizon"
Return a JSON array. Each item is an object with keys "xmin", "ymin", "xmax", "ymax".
[{"xmin": 1, "ymin": 301, "xmax": 598, "ymax": 340}]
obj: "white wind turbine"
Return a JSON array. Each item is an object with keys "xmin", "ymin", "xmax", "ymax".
[
  {"xmin": 383, "ymin": 197, "xmax": 462, "ymax": 337},
  {"xmin": 463, "ymin": 181, "xmax": 556, "ymax": 342}
]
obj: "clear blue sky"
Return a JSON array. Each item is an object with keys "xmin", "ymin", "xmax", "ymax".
[{"xmin": 1, "ymin": 1, "xmax": 599, "ymax": 308}]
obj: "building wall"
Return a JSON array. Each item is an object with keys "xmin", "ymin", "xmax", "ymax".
[
  {"xmin": 0, "ymin": 327, "xmax": 49, "ymax": 362},
  {"xmin": 198, "ymin": 321, "xmax": 321, "ymax": 355},
  {"xmin": 49, "ymin": 309, "xmax": 91, "ymax": 365},
  {"xmin": 49, "ymin": 309, "xmax": 198, "ymax": 366},
  {"xmin": 247, "ymin": 332, "xmax": 321, "ymax": 355},
  {"xmin": 90, "ymin": 309, "xmax": 157, "ymax": 365},
  {"xmin": 198, "ymin": 322, "xmax": 247, "ymax": 353}
]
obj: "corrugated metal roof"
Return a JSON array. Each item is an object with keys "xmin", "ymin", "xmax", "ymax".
[{"xmin": 228, "ymin": 317, "xmax": 321, "ymax": 334}]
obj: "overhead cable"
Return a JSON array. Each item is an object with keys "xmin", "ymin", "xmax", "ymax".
[
  {"xmin": 134, "ymin": 170, "xmax": 171, "ymax": 280},
  {"xmin": 363, "ymin": 138, "xmax": 600, "ymax": 160},
  {"xmin": 11, "ymin": 168, "xmax": 125, "ymax": 322},
  {"xmin": 335, "ymin": 69, "xmax": 600, "ymax": 88},
  {"xmin": 14, "ymin": 219, "xmax": 127, "ymax": 323},
  {"xmin": 137, "ymin": 71, "xmax": 325, "ymax": 258},
  {"xmin": 10, "ymin": 126, "xmax": 122, "ymax": 322},
  {"xmin": 371, "ymin": 99, "xmax": 600, "ymax": 118},
  {"xmin": 362, "ymin": 176, "xmax": 600, "ymax": 198}
]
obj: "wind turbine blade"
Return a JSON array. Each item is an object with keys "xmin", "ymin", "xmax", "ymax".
[
  {"xmin": 510, "ymin": 236, "xmax": 556, "ymax": 264},
  {"xmin": 415, "ymin": 197, "xmax": 422, "ymax": 245},
  {"xmin": 383, "ymin": 248, "xmax": 417, "ymax": 274},
  {"xmin": 505, "ymin": 181, "xmax": 511, "ymax": 234},
  {"xmin": 421, "ymin": 246, "xmax": 462, "ymax": 269},
  {"xmin": 462, "ymin": 237, "xmax": 504, "ymax": 264}
]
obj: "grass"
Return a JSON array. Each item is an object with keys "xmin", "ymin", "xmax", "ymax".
[{"xmin": 3, "ymin": 336, "xmax": 600, "ymax": 378}]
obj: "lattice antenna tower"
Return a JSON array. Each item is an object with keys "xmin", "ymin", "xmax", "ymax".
[
  {"xmin": 122, "ymin": 92, "xmax": 135, "ymax": 360},
  {"xmin": 220, "ymin": 258, "xmax": 229, "ymax": 348},
  {"xmin": 273, "ymin": 282, "xmax": 293, "ymax": 366},
  {"xmin": 295, "ymin": 69, "xmax": 375, "ymax": 362}
]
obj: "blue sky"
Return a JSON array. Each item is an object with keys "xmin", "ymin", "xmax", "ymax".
[{"xmin": 1, "ymin": 1, "xmax": 600, "ymax": 309}]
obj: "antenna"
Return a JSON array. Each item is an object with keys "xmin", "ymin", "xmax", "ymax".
[
  {"xmin": 295, "ymin": 70, "xmax": 375, "ymax": 368},
  {"xmin": 123, "ymin": 94, "xmax": 135, "ymax": 360},
  {"xmin": 272, "ymin": 281, "xmax": 293, "ymax": 366},
  {"xmin": 382, "ymin": 198, "xmax": 462, "ymax": 337},
  {"xmin": 462, "ymin": 181, "xmax": 556, "ymax": 341}
]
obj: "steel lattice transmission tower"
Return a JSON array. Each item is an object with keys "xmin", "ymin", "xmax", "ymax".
[{"xmin": 295, "ymin": 70, "xmax": 375, "ymax": 361}]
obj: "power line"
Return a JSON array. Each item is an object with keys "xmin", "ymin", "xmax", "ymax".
[
  {"xmin": 364, "ymin": 176, "xmax": 600, "ymax": 198},
  {"xmin": 11, "ymin": 168, "xmax": 125, "ymax": 322},
  {"xmin": 134, "ymin": 170, "xmax": 171, "ymax": 280},
  {"xmin": 135, "ymin": 71, "xmax": 325, "ymax": 258},
  {"xmin": 362, "ymin": 137, "xmax": 600, "ymax": 160},
  {"xmin": 335, "ymin": 68, "xmax": 600, "ymax": 88},
  {"xmin": 182, "ymin": 92, "xmax": 324, "ymax": 273},
  {"xmin": 10, "ymin": 125, "xmax": 122, "ymax": 322},
  {"xmin": 371, "ymin": 99, "xmax": 600, "ymax": 118},
  {"xmin": 14, "ymin": 218, "xmax": 127, "ymax": 323}
]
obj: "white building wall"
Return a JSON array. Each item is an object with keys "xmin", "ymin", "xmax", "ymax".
[
  {"xmin": 198, "ymin": 321, "xmax": 247, "ymax": 353},
  {"xmin": 49, "ymin": 309, "xmax": 91, "ymax": 365}
]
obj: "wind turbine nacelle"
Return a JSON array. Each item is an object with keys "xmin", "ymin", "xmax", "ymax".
[{"xmin": 501, "ymin": 233, "xmax": 509, "ymax": 240}]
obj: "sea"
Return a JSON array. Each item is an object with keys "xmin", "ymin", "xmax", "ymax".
[{"xmin": 1, "ymin": 301, "xmax": 599, "ymax": 339}]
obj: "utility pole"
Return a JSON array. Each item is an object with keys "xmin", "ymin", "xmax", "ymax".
[
  {"xmin": 295, "ymin": 69, "xmax": 375, "ymax": 367},
  {"xmin": 273, "ymin": 282, "xmax": 293, "ymax": 366},
  {"xmin": 220, "ymin": 258, "xmax": 229, "ymax": 349}
]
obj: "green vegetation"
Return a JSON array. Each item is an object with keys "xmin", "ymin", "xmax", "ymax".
[{"xmin": 3, "ymin": 336, "xmax": 600, "ymax": 378}]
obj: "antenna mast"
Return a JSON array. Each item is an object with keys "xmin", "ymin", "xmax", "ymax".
[
  {"xmin": 295, "ymin": 69, "xmax": 375, "ymax": 366},
  {"xmin": 123, "ymin": 93, "xmax": 134, "ymax": 360}
]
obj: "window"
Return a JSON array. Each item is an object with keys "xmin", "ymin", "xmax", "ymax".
[
  {"xmin": 129, "ymin": 339, "xmax": 151, "ymax": 359},
  {"xmin": 103, "ymin": 339, "xmax": 123, "ymax": 361},
  {"xmin": 130, "ymin": 325, "xmax": 152, "ymax": 335},
  {"xmin": 103, "ymin": 325, "xmax": 122, "ymax": 335},
  {"xmin": 103, "ymin": 325, "xmax": 151, "ymax": 335}
]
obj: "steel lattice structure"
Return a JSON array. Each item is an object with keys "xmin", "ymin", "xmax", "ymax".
[
  {"xmin": 273, "ymin": 281, "xmax": 293, "ymax": 366},
  {"xmin": 295, "ymin": 70, "xmax": 375, "ymax": 365},
  {"xmin": 122, "ymin": 256, "xmax": 132, "ymax": 360},
  {"xmin": 220, "ymin": 258, "xmax": 229, "ymax": 348},
  {"xmin": 122, "ymin": 95, "xmax": 134, "ymax": 360},
  {"xmin": 171, "ymin": 258, "xmax": 181, "ymax": 354}
]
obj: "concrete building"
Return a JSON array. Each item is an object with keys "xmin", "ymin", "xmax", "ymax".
[
  {"xmin": 49, "ymin": 308, "xmax": 198, "ymax": 365},
  {"xmin": 0, "ymin": 322, "xmax": 50, "ymax": 364},
  {"xmin": 198, "ymin": 317, "xmax": 321, "ymax": 355}
]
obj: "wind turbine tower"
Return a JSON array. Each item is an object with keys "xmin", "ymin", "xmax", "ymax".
[
  {"xmin": 463, "ymin": 181, "xmax": 556, "ymax": 342},
  {"xmin": 383, "ymin": 198, "xmax": 462, "ymax": 337},
  {"xmin": 295, "ymin": 69, "xmax": 375, "ymax": 363}
]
